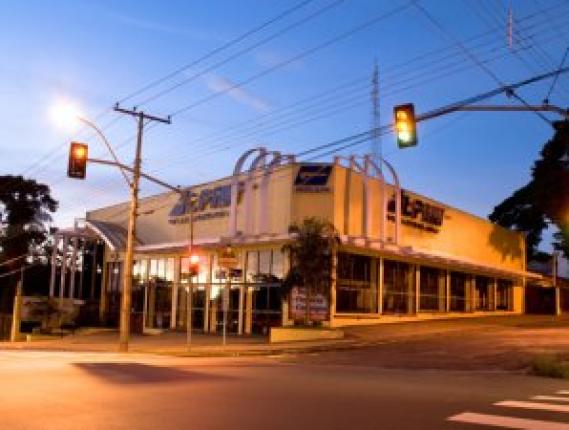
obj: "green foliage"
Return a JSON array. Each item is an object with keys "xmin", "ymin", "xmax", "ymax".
[
  {"xmin": 530, "ymin": 354, "xmax": 569, "ymax": 379},
  {"xmin": 282, "ymin": 217, "xmax": 340, "ymax": 297},
  {"xmin": 0, "ymin": 175, "xmax": 57, "ymax": 263},
  {"xmin": 489, "ymin": 121, "xmax": 569, "ymax": 259}
]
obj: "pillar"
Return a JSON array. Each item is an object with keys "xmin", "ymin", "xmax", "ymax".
[
  {"xmin": 437, "ymin": 270, "xmax": 446, "ymax": 312},
  {"xmin": 171, "ymin": 258, "xmax": 180, "ymax": 330},
  {"xmin": 491, "ymin": 278, "xmax": 498, "ymax": 311},
  {"xmin": 415, "ymin": 265, "xmax": 420, "ymax": 314},
  {"xmin": 49, "ymin": 235, "xmax": 58, "ymax": 297},
  {"xmin": 329, "ymin": 247, "xmax": 338, "ymax": 326},
  {"xmin": 209, "ymin": 297, "xmax": 218, "ymax": 333},
  {"xmin": 143, "ymin": 282, "xmax": 148, "ymax": 329},
  {"xmin": 555, "ymin": 287, "xmax": 562, "ymax": 316},
  {"xmin": 204, "ymin": 286, "xmax": 210, "ymax": 332},
  {"xmin": 78, "ymin": 239, "xmax": 85, "ymax": 300},
  {"xmin": 245, "ymin": 287, "xmax": 253, "ymax": 335},
  {"xmin": 99, "ymin": 260, "xmax": 108, "ymax": 324},
  {"xmin": 407, "ymin": 265, "xmax": 415, "ymax": 314},
  {"xmin": 148, "ymin": 284, "xmax": 156, "ymax": 328},
  {"xmin": 378, "ymin": 257, "xmax": 384, "ymax": 315},
  {"xmin": 69, "ymin": 236, "xmax": 78, "ymax": 299},
  {"xmin": 10, "ymin": 280, "xmax": 23, "ymax": 342},
  {"xmin": 59, "ymin": 236, "xmax": 69, "ymax": 299},
  {"xmin": 238, "ymin": 286, "xmax": 245, "ymax": 334},
  {"xmin": 445, "ymin": 270, "xmax": 451, "ymax": 312},
  {"xmin": 89, "ymin": 242, "xmax": 98, "ymax": 300}
]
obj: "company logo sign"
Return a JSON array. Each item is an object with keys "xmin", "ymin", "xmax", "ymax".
[
  {"xmin": 388, "ymin": 190, "xmax": 445, "ymax": 233},
  {"xmin": 169, "ymin": 184, "xmax": 234, "ymax": 224},
  {"xmin": 294, "ymin": 164, "xmax": 332, "ymax": 192}
]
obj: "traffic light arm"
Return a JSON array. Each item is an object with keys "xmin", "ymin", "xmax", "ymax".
[{"xmin": 87, "ymin": 158, "xmax": 182, "ymax": 194}]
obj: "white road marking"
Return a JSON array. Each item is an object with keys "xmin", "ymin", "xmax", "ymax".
[
  {"xmin": 533, "ymin": 396, "xmax": 569, "ymax": 403},
  {"xmin": 448, "ymin": 412, "xmax": 569, "ymax": 429},
  {"xmin": 558, "ymin": 391, "xmax": 569, "ymax": 396},
  {"xmin": 495, "ymin": 400, "xmax": 569, "ymax": 413}
]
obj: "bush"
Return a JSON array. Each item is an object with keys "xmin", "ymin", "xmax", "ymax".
[{"xmin": 530, "ymin": 354, "xmax": 569, "ymax": 379}]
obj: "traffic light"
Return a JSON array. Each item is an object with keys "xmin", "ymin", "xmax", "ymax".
[
  {"xmin": 394, "ymin": 103, "xmax": 418, "ymax": 148},
  {"xmin": 67, "ymin": 142, "xmax": 88, "ymax": 179},
  {"xmin": 188, "ymin": 254, "xmax": 200, "ymax": 277}
]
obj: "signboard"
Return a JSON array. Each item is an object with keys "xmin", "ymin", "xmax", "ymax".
[
  {"xmin": 289, "ymin": 287, "xmax": 329, "ymax": 322},
  {"xmin": 169, "ymin": 183, "xmax": 243, "ymax": 224},
  {"xmin": 387, "ymin": 190, "xmax": 445, "ymax": 233},
  {"xmin": 294, "ymin": 164, "xmax": 332, "ymax": 193},
  {"xmin": 217, "ymin": 247, "xmax": 239, "ymax": 269}
]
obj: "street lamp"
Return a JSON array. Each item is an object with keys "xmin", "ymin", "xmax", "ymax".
[{"xmin": 50, "ymin": 100, "xmax": 172, "ymax": 353}]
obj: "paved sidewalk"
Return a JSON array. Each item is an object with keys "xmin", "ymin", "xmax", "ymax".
[{"xmin": 0, "ymin": 329, "xmax": 355, "ymax": 357}]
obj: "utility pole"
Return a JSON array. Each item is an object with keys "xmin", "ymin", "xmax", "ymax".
[{"xmin": 113, "ymin": 104, "xmax": 171, "ymax": 352}]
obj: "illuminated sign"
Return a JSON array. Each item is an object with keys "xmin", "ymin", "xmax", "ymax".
[
  {"xmin": 388, "ymin": 190, "xmax": 445, "ymax": 233},
  {"xmin": 294, "ymin": 164, "xmax": 332, "ymax": 192}
]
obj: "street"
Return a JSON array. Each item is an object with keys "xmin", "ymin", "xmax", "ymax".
[{"xmin": 2, "ymin": 349, "xmax": 569, "ymax": 429}]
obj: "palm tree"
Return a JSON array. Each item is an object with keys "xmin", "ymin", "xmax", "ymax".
[{"xmin": 282, "ymin": 217, "xmax": 340, "ymax": 325}]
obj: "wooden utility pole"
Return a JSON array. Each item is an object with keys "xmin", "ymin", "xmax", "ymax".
[{"xmin": 113, "ymin": 104, "xmax": 170, "ymax": 352}]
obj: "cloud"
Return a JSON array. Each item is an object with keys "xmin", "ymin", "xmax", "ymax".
[{"xmin": 205, "ymin": 75, "xmax": 271, "ymax": 112}]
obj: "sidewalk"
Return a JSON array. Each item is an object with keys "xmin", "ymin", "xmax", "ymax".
[{"xmin": 0, "ymin": 328, "xmax": 356, "ymax": 357}]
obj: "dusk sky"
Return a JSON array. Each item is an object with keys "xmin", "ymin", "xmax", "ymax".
[{"xmin": 1, "ymin": 0, "xmax": 568, "ymax": 254}]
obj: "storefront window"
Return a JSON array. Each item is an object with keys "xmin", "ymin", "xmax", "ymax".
[
  {"xmin": 450, "ymin": 272, "xmax": 467, "ymax": 312},
  {"xmin": 497, "ymin": 279, "xmax": 513, "ymax": 311},
  {"xmin": 474, "ymin": 276, "xmax": 491, "ymax": 311},
  {"xmin": 336, "ymin": 253, "xmax": 377, "ymax": 314},
  {"xmin": 246, "ymin": 251, "xmax": 259, "ymax": 283},
  {"xmin": 383, "ymin": 260, "xmax": 415, "ymax": 314},
  {"xmin": 419, "ymin": 266, "xmax": 444, "ymax": 312}
]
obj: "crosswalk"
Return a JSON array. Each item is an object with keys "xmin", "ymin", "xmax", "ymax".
[{"xmin": 448, "ymin": 390, "xmax": 569, "ymax": 429}]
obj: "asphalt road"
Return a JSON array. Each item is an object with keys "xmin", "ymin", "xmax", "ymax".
[{"xmin": 2, "ymin": 350, "xmax": 569, "ymax": 430}]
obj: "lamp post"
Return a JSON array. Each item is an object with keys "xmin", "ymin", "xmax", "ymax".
[{"xmin": 51, "ymin": 100, "xmax": 172, "ymax": 352}]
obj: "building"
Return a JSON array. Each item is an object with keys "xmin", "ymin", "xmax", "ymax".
[{"xmin": 48, "ymin": 147, "xmax": 543, "ymax": 335}]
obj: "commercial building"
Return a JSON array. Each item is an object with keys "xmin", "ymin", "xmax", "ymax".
[{"xmin": 49, "ymin": 147, "xmax": 543, "ymax": 334}]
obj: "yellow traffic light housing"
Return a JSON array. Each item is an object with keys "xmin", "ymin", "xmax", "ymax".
[
  {"xmin": 394, "ymin": 103, "xmax": 418, "ymax": 148},
  {"xmin": 67, "ymin": 142, "xmax": 88, "ymax": 179}
]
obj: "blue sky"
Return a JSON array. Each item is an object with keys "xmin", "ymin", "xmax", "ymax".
[{"xmin": 1, "ymin": 0, "xmax": 568, "ymax": 256}]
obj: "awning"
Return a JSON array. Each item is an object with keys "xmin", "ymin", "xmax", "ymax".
[
  {"xmin": 342, "ymin": 236, "xmax": 543, "ymax": 281},
  {"xmin": 85, "ymin": 220, "xmax": 143, "ymax": 252}
]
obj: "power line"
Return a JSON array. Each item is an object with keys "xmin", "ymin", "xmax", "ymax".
[{"xmin": 118, "ymin": 0, "xmax": 317, "ymax": 105}]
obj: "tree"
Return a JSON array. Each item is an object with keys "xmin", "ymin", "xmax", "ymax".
[
  {"xmin": 0, "ymin": 176, "xmax": 57, "ymax": 312},
  {"xmin": 282, "ymin": 217, "xmax": 340, "ymax": 325},
  {"xmin": 489, "ymin": 120, "xmax": 569, "ymax": 259},
  {"xmin": 0, "ymin": 175, "xmax": 57, "ymax": 263}
]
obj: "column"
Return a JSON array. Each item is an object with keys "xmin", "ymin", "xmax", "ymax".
[
  {"xmin": 59, "ymin": 236, "xmax": 69, "ymax": 299},
  {"xmin": 170, "ymin": 258, "xmax": 180, "ymax": 330},
  {"xmin": 89, "ymin": 241, "xmax": 98, "ymax": 300},
  {"xmin": 69, "ymin": 236, "xmax": 78, "ymax": 299},
  {"xmin": 148, "ymin": 284, "xmax": 156, "ymax": 328},
  {"xmin": 209, "ymin": 297, "xmax": 218, "ymax": 333},
  {"xmin": 329, "ymin": 247, "xmax": 338, "ymax": 326},
  {"xmin": 245, "ymin": 287, "xmax": 253, "ymax": 335},
  {"xmin": 491, "ymin": 278, "xmax": 498, "ymax": 311},
  {"xmin": 377, "ymin": 257, "xmax": 384, "ymax": 315},
  {"xmin": 49, "ymin": 235, "xmax": 58, "ymax": 297},
  {"xmin": 78, "ymin": 239, "xmax": 85, "ymax": 300},
  {"xmin": 445, "ymin": 270, "xmax": 451, "ymax": 312},
  {"xmin": 238, "ymin": 286, "xmax": 245, "ymax": 334},
  {"xmin": 99, "ymin": 260, "xmax": 108, "ymax": 324},
  {"xmin": 415, "ymin": 265, "xmax": 420, "ymax": 314},
  {"xmin": 204, "ymin": 286, "xmax": 210, "ymax": 332},
  {"xmin": 407, "ymin": 265, "xmax": 415, "ymax": 314},
  {"xmin": 556, "ymin": 286, "xmax": 562, "ymax": 316},
  {"xmin": 437, "ymin": 270, "xmax": 446, "ymax": 312}
]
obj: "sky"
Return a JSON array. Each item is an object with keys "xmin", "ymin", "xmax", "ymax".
[{"xmin": 0, "ymin": 0, "xmax": 568, "ymax": 262}]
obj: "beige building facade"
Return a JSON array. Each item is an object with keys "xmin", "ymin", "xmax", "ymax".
[{"xmin": 49, "ymin": 148, "xmax": 540, "ymax": 334}]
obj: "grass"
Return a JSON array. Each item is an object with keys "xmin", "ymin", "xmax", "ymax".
[{"xmin": 529, "ymin": 354, "xmax": 569, "ymax": 379}]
